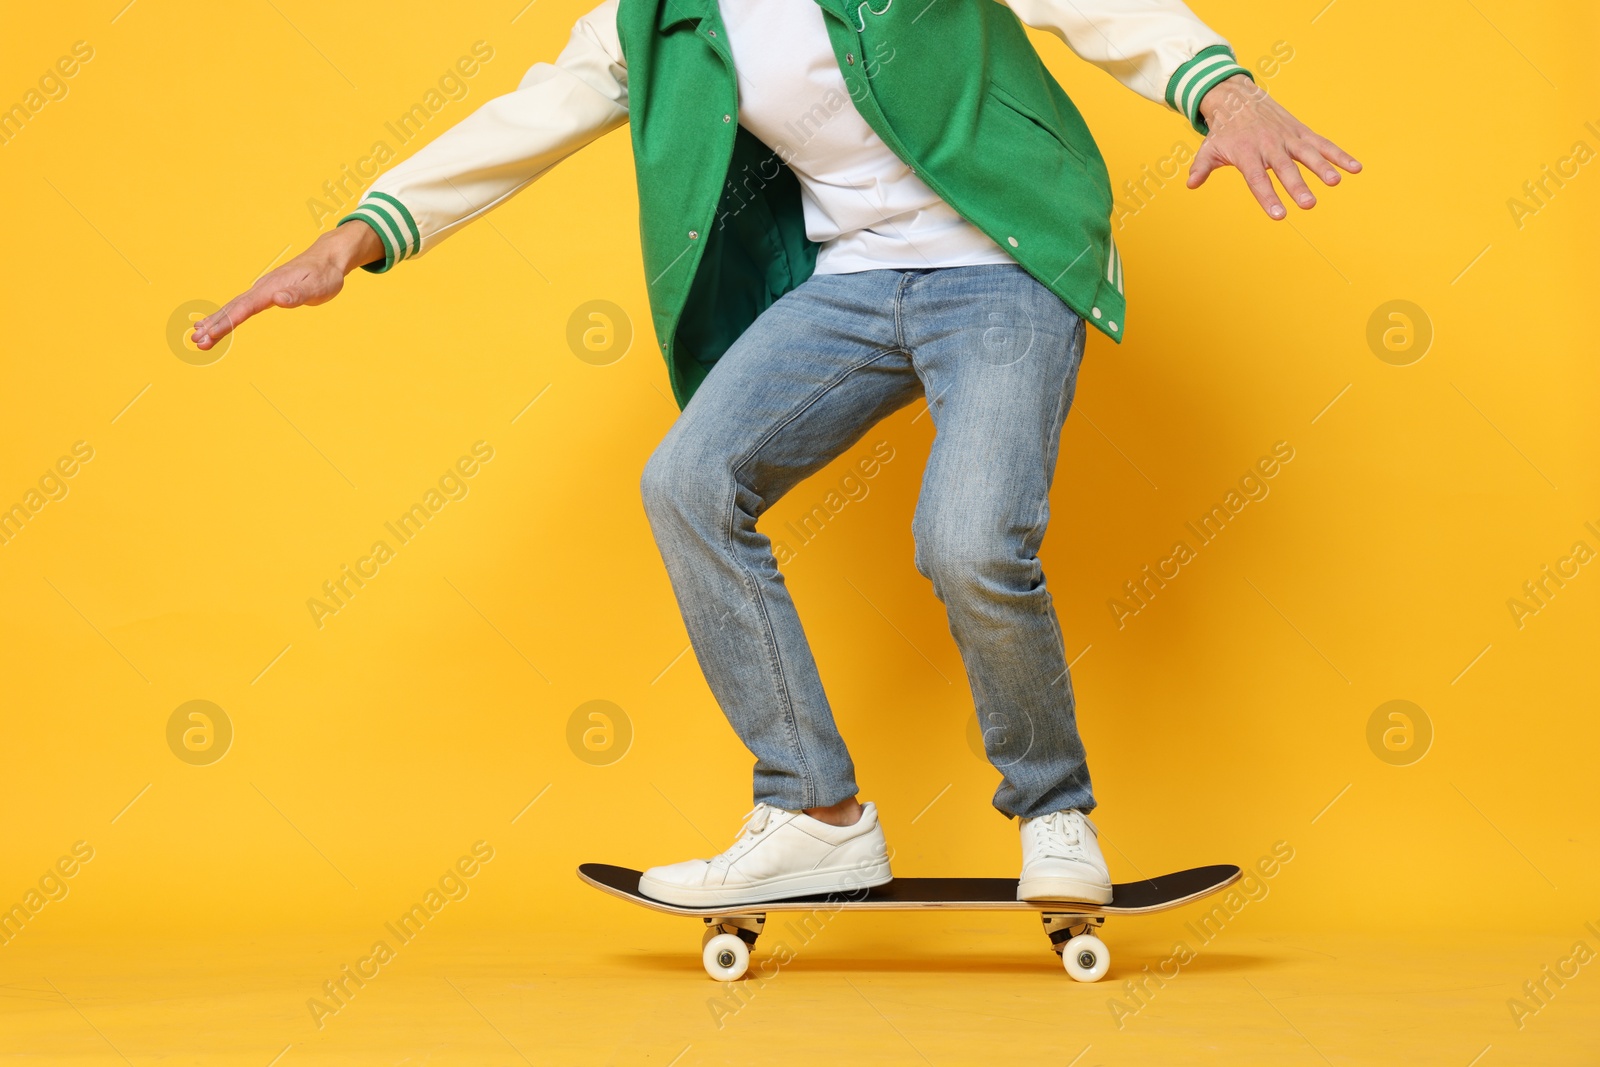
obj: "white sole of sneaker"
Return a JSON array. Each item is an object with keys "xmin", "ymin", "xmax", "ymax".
[
  {"xmin": 1017, "ymin": 876, "xmax": 1113, "ymax": 905},
  {"xmin": 640, "ymin": 860, "xmax": 893, "ymax": 908}
]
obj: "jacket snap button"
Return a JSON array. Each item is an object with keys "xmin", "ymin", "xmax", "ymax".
[
  {"xmin": 1007, "ymin": 236, "xmax": 1018, "ymax": 247},
  {"xmin": 1091, "ymin": 307, "xmax": 1102, "ymax": 319},
  {"xmin": 722, "ymin": 114, "xmax": 731, "ymax": 122},
  {"xmin": 689, "ymin": 230, "xmax": 699, "ymax": 239},
  {"xmin": 846, "ymin": 53, "xmax": 855, "ymax": 65},
  {"xmin": 1109, "ymin": 321, "xmax": 1119, "ymax": 331},
  {"xmin": 708, "ymin": 29, "xmax": 717, "ymax": 36}
]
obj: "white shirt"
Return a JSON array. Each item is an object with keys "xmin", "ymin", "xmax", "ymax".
[{"xmin": 715, "ymin": 0, "xmax": 1015, "ymax": 274}]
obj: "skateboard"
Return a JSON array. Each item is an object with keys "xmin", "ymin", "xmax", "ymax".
[{"xmin": 577, "ymin": 862, "xmax": 1241, "ymax": 982}]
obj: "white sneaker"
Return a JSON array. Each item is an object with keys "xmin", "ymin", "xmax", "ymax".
[
  {"xmin": 639, "ymin": 801, "xmax": 894, "ymax": 907},
  {"xmin": 1017, "ymin": 809, "xmax": 1113, "ymax": 903}
]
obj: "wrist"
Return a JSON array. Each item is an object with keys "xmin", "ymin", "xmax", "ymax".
[
  {"xmin": 1196, "ymin": 73, "xmax": 1259, "ymax": 131},
  {"xmin": 321, "ymin": 221, "xmax": 384, "ymax": 274}
]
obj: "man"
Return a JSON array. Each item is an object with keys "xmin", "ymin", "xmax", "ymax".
[{"xmin": 194, "ymin": 0, "xmax": 1357, "ymax": 908}]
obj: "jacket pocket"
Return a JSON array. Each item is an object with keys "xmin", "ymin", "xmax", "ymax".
[{"xmin": 986, "ymin": 81, "xmax": 1087, "ymax": 166}]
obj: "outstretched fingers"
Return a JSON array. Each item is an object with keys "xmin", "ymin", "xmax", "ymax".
[
  {"xmin": 192, "ymin": 271, "xmax": 312, "ymax": 350},
  {"xmin": 1238, "ymin": 157, "xmax": 1288, "ymax": 220},
  {"xmin": 1187, "ymin": 145, "xmax": 1223, "ymax": 189},
  {"xmin": 1268, "ymin": 150, "xmax": 1316, "ymax": 210},
  {"xmin": 1194, "ymin": 140, "xmax": 1329, "ymax": 219},
  {"xmin": 192, "ymin": 286, "xmax": 275, "ymax": 350},
  {"xmin": 1292, "ymin": 134, "xmax": 1362, "ymax": 188},
  {"xmin": 1315, "ymin": 135, "xmax": 1362, "ymax": 176}
]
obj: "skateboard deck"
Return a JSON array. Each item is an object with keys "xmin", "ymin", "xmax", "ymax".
[{"xmin": 578, "ymin": 862, "xmax": 1241, "ymax": 982}]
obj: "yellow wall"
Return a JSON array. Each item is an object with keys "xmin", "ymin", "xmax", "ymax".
[{"xmin": 1, "ymin": 0, "xmax": 1595, "ymax": 947}]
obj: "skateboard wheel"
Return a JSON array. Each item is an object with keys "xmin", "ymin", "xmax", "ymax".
[
  {"xmin": 702, "ymin": 932, "xmax": 750, "ymax": 982},
  {"xmin": 1061, "ymin": 933, "xmax": 1110, "ymax": 982}
]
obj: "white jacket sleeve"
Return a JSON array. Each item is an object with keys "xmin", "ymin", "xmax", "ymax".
[
  {"xmin": 1003, "ymin": 0, "xmax": 1253, "ymax": 134},
  {"xmin": 341, "ymin": 0, "xmax": 627, "ymax": 272}
]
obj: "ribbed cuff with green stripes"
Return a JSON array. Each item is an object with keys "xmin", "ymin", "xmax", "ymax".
[
  {"xmin": 1166, "ymin": 45, "xmax": 1254, "ymax": 136},
  {"xmin": 338, "ymin": 191, "xmax": 421, "ymax": 274}
]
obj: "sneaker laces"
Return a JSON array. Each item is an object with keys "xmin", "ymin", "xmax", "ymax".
[
  {"xmin": 1031, "ymin": 810, "xmax": 1091, "ymax": 860},
  {"xmin": 708, "ymin": 803, "xmax": 777, "ymax": 871}
]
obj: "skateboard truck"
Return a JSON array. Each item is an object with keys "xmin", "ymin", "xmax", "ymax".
[
  {"xmin": 701, "ymin": 914, "xmax": 765, "ymax": 982},
  {"xmin": 1041, "ymin": 912, "xmax": 1110, "ymax": 982}
]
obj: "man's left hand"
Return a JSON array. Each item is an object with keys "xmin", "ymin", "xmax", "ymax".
[{"xmin": 1189, "ymin": 73, "xmax": 1361, "ymax": 219}]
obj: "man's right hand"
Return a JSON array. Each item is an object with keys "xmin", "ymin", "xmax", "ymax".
[{"xmin": 191, "ymin": 221, "xmax": 385, "ymax": 350}]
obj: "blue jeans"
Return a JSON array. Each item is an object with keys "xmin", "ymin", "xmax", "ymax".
[{"xmin": 641, "ymin": 264, "xmax": 1094, "ymax": 819}]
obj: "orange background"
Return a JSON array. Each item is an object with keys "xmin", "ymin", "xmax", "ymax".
[{"xmin": 1, "ymin": 2, "xmax": 1597, "ymax": 1062}]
